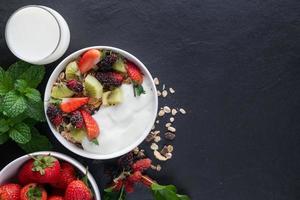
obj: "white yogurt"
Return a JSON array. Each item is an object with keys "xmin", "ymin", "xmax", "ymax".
[{"xmin": 82, "ymin": 78, "xmax": 155, "ymax": 154}]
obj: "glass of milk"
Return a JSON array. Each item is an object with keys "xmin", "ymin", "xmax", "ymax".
[{"xmin": 5, "ymin": 5, "xmax": 70, "ymax": 65}]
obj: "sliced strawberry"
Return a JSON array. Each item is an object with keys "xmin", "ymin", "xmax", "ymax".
[
  {"xmin": 79, "ymin": 49, "xmax": 101, "ymax": 73},
  {"xmin": 80, "ymin": 110, "xmax": 99, "ymax": 140},
  {"xmin": 126, "ymin": 61, "xmax": 143, "ymax": 85},
  {"xmin": 60, "ymin": 97, "xmax": 89, "ymax": 113}
]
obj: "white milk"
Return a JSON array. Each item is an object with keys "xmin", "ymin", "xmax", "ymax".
[
  {"xmin": 5, "ymin": 6, "xmax": 70, "ymax": 65},
  {"xmin": 82, "ymin": 78, "xmax": 156, "ymax": 154}
]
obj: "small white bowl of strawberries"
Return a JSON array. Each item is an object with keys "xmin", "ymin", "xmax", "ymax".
[{"xmin": 0, "ymin": 151, "xmax": 101, "ymax": 200}]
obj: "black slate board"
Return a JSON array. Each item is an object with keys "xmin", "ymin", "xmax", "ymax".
[{"xmin": 0, "ymin": 0, "xmax": 299, "ymax": 199}]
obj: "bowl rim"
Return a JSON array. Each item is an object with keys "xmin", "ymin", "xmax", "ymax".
[
  {"xmin": 44, "ymin": 46, "xmax": 158, "ymax": 159},
  {"xmin": 0, "ymin": 151, "xmax": 101, "ymax": 200}
]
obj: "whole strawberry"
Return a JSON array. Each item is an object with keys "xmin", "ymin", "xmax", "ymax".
[
  {"xmin": 65, "ymin": 180, "xmax": 92, "ymax": 200},
  {"xmin": 0, "ymin": 183, "xmax": 21, "ymax": 200},
  {"xmin": 18, "ymin": 155, "xmax": 61, "ymax": 185},
  {"xmin": 20, "ymin": 183, "xmax": 47, "ymax": 200},
  {"xmin": 51, "ymin": 162, "xmax": 76, "ymax": 190}
]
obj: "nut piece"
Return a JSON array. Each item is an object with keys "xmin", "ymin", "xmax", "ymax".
[
  {"xmin": 157, "ymin": 90, "xmax": 161, "ymax": 96},
  {"xmin": 133, "ymin": 147, "xmax": 139, "ymax": 155},
  {"xmin": 168, "ymin": 126, "xmax": 176, "ymax": 132},
  {"xmin": 171, "ymin": 109, "xmax": 177, "ymax": 115},
  {"xmin": 167, "ymin": 145, "xmax": 174, "ymax": 153},
  {"xmin": 164, "ymin": 132, "xmax": 176, "ymax": 140},
  {"xmin": 154, "ymin": 77, "xmax": 159, "ymax": 85},
  {"xmin": 156, "ymin": 120, "xmax": 160, "ymax": 124},
  {"xmin": 162, "ymin": 90, "xmax": 168, "ymax": 97},
  {"xmin": 58, "ymin": 72, "xmax": 65, "ymax": 80},
  {"xmin": 146, "ymin": 132, "xmax": 155, "ymax": 142},
  {"xmin": 150, "ymin": 143, "xmax": 159, "ymax": 150},
  {"xmin": 154, "ymin": 150, "xmax": 168, "ymax": 161},
  {"xmin": 158, "ymin": 110, "xmax": 165, "ymax": 117},
  {"xmin": 169, "ymin": 87, "xmax": 175, "ymax": 94},
  {"xmin": 154, "ymin": 136, "xmax": 161, "ymax": 142},
  {"xmin": 179, "ymin": 108, "xmax": 186, "ymax": 114},
  {"xmin": 165, "ymin": 123, "xmax": 171, "ymax": 128},
  {"xmin": 170, "ymin": 117, "xmax": 175, "ymax": 122},
  {"xmin": 163, "ymin": 106, "xmax": 171, "ymax": 113},
  {"xmin": 156, "ymin": 164, "xmax": 162, "ymax": 171}
]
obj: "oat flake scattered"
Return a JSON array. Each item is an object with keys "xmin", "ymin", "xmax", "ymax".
[
  {"xmin": 179, "ymin": 108, "xmax": 186, "ymax": 114},
  {"xmin": 168, "ymin": 126, "xmax": 176, "ymax": 132},
  {"xmin": 157, "ymin": 90, "xmax": 161, "ymax": 96},
  {"xmin": 158, "ymin": 110, "xmax": 165, "ymax": 116},
  {"xmin": 169, "ymin": 87, "xmax": 175, "ymax": 94},
  {"xmin": 162, "ymin": 90, "xmax": 168, "ymax": 97},
  {"xmin": 154, "ymin": 150, "xmax": 168, "ymax": 161},
  {"xmin": 163, "ymin": 106, "xmax": 171, "ymax": 113},
  {"xmin": 150, "ymin": 143, "xmax": 159, "ymax": 150},
  {"xmin": 170, "ymin": 117, "xmax": 175, "ymax": 122},
  {"xmin": 154, "ymin": 77, "xmax": 159, "ymax": 85},
  {"xmin": 165, "ymin": 123, "xmax": 171, "ymax": 128},
  {"xmin": 171, "ymin": 109, "xmax": 177, "ymax": 115}
]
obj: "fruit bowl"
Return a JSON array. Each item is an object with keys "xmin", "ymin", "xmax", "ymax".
[
  {"xmin": 0, "ymin": 151, "xmax": 101, "ymax": 200},
  {"xmin": 44, "ymin": 46, "xmax": 158, "ymax": 159}
]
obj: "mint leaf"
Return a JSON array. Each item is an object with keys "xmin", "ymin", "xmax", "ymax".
[
  {"xmin": 18, "ymin": 127, "xmax": 52, "ymax": 153},
  {"xmin": 0, "ymin": 119, "xmax": 9, "ymax": 133},
  {"xmin": 25, "ymin": 100, "xmax": 45, "ymax": 122},
  {"xmin": 3, "ymin": 91, "xmax": 27, "ymax": 117},
  {"xmin": 151, "ymin": 183, "xmax": 190, "ymax": 200},
  {"xmin": 133, "ymin": 84, "xmax": 145, "ymax": 97},
  {"xmin": 0, "ymin": 134, "xmax": 9, "ymax": 144},
  {"xmin": 9, "ymin": 122, "xmax": 31, "ymax": 144},
  {"xmin": 15, "ymin": 79, "xmax": 28, "ymax": 93},
  {"xmin": 7, "ymin": 61, "xmax": 31, "ymax": 81},
  {"xmin": 0, "ymin": 67, "xmax": 13, "ymax": 96},
  {"xmin": 25, "ymin": 88, "xmax": 42, "ymax": 102},
  {"xmin": 19, "ymin": 65, "xmax": 45, "ymax": 88}
]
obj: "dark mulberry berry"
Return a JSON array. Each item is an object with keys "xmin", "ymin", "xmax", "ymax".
[
  {"xmin": 95, "ymin": 72, "xmax": 123, "ymax": 88},
  {"xmin": 70, "ymin": 111, "xmax": 84, "ymax": 128},
  {"xmin": 47, "ymin": 104, "xmax": 63, "ymax": 126},
  {"xmin": 132, "ymin": 158, "xmax": 152, "ymax": 172},
  {"xmin": 127, "ymin": 171, "xmax": 142, "ymax": 183},
  {"xmin": 66, "ymin": 80, "xmax": 83, "ymax": 93},
  {"xmin": 97, "ymin": 54, "xmax": 118, "ymax": 72}
]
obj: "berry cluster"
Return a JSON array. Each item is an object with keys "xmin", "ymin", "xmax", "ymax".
[
  {"xmin": 95, "ymin": 72, "xmax": 124, "ymax": 88},
  {"xmin": 47, "ymin": 104, "xmax": 63, "ymax": 126}
]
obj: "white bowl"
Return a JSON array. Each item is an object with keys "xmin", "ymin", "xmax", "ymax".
[
  {"xmin": 44, "ymin": 46, "xmax": 158, "ymax": 159},
  {"xmin": 0, "ymin": 151, "xmax": 101, "ymax": 200}
]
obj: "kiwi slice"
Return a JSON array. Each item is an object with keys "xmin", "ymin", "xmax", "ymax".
[
  {"xmin": 70, "ymin": 128, "xmax": 86, "ymax": 143},
  {"xmin": 84, "ymin": 75, "xmax": 103, "ymax": 98},
  {"xmin": 102, "ymin": 91, "xmax": 112, "ymax": 106},
  {"xmin": 102, "ymin": 88, "xmax": 123, "ymax": 106},
  {"xmin": 51, "ymin": 83, "xmax": 74, "ymax": 98},
  {"xmin": 112, "ymin": 59, "xmax": 126, "ymax": 73},
  {"xmin": 65, "ymin": 61, "xmax": 80, "ymax": 80}
]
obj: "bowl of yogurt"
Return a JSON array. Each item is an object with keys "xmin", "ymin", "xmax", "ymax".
[{"xmin": 44, "ymin": 46, "xmax": 158, "ymax": 159}]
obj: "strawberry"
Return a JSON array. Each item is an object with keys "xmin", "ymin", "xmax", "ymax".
[
  {"xmin": 60, "ymin": 97, "xmax": 89, "ymax": 113},
  {"xmin": 64, "ymin": 180, "xmax": 92, "ymax": 200},
  {"xmin": 18, "ymin": 155, "xmax": 61, "ymax": 185},
  {"xmin": 0, "ymin": 183, "xmax": 21, "ymax": 200},
  {"xmin": 51, "ymin": 162, "xmax": 76, "ymax": 190},
  {"xmin": 20, "ymin": 183, "xmax": 47, "ymax": 200},
  {"xmin": 126, "ymin": 61, "xmax": 143, "ymax": 85},
  {"xmin": 80, "ymin": 110, "xmax": 100, "ymax": 141},
  {"xmin": 48, "ymin": 195, "xmax": 64, "ymax": 200},
  {"xmin": 79, "ymin": 49, "xmax": 101, "ymax": 73}
]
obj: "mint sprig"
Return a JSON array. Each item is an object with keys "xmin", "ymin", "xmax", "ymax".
[{"xmin": 0, "ymin": 61, "xmax": 51, "ymax": 152}]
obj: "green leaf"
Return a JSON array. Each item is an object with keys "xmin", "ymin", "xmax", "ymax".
[
  {"xmin": 15, "ymin": 79, "xmax": 28, "ymax": 93},
  {"xmin": 25, "ymin": 100, "xmax": 45, "ymax": 122},
  {"xmin": 0, "ymin": 134, "xmax": 9, "ymax": 144},
  {"xmin": 9, "ymin": 122, "xmax": 31, "ymax": 144},
  {"xmin": 133, "ymin": 84, "xmax": 146, "ymax": 97},
  {"xmin": 2, "ymin": 91, "xmax": 27, "ymax": 117},
  {"xmin": 0, "ymin": 67, "xmax": 13, "ymax": 96},
  {"xmin": 18, "ymin": 127, "xmax": 52, "ymax": 153},
  {"xmin": 103, "ymin": 185, "xmax": 126, "ymax": 200},
  {"xmin": 7, "ymin": 61, "xmax": 31, "ymax": 81},
  {"xmin": 25, "ymin": 88, "xmax": 42, "ymax": 102},
  {"xmin": 19, "ymin": 65, "xmax": 45, "ymax": 88},
  {"xmin": 0, "ymin": 119, "xmax": 9, "ymax": 133},
  {"xmin": 151, "ymin": 183, "xmax": 190, "ymax": 200}
]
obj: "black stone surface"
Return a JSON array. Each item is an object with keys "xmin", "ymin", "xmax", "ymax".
[{"xmin": 0, "ymin": 0, "xmax": 299, "ymax": 199}]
